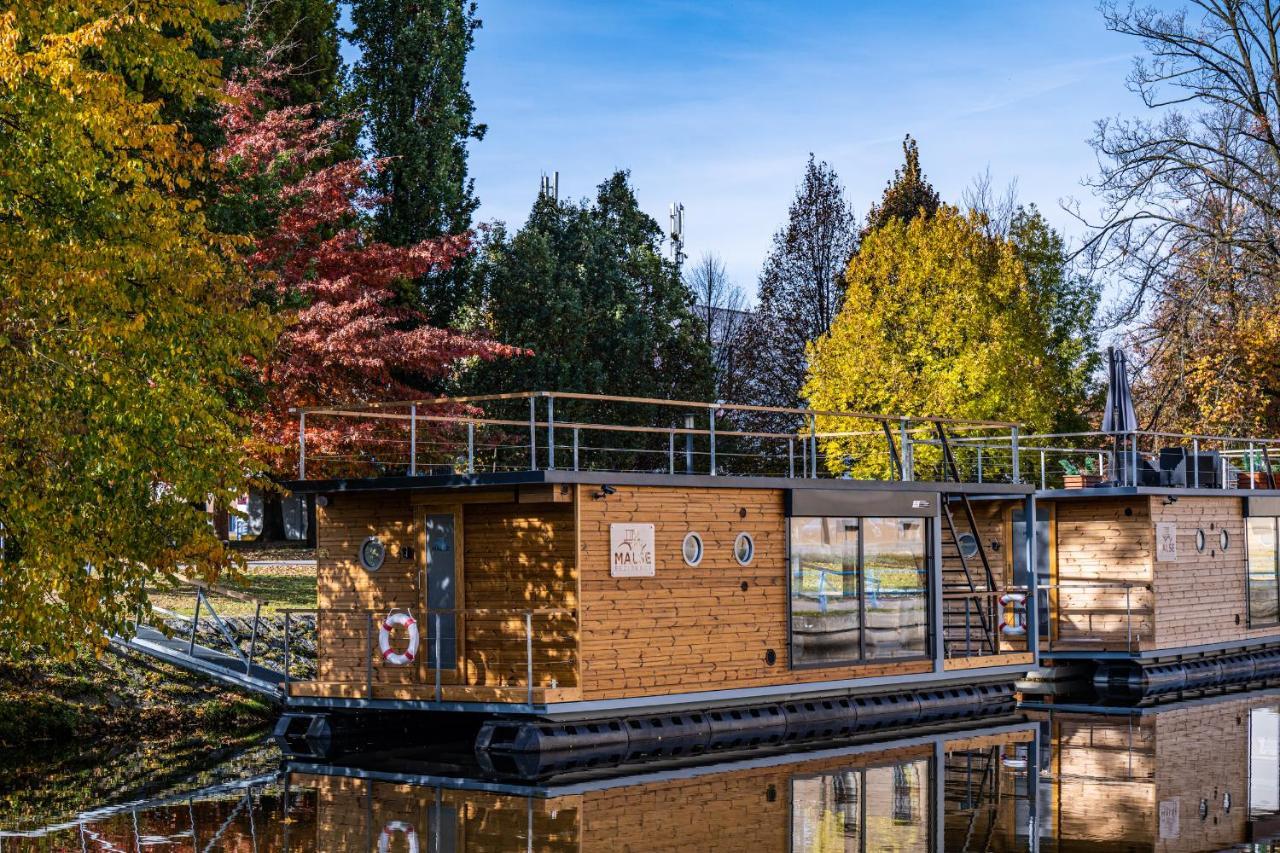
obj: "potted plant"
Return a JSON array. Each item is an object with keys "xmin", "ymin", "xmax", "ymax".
[
  {"xmin": 1238, "ymin": 449, "xmax": 1277, "ymax": 489},
  {"xmin": 1061, "ymin": 457, "xmax": 1104, "ymax": 489}
]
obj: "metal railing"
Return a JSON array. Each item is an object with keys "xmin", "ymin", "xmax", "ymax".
[
  {"xmin": 941, "ymin": 589, "xmax": 1026, "ymax": 659},
  {"xmin": 142, "ymin": 579, "xmax": 274, "ymax": 677},
  {"xmin": 290, "ymin": 391, "xmax": 1022, "ymax": 483},
  {"xmin": 1039, "ymin": 581, "xmax": 1152, "ymax": 654},
  {"xmin": 954, "ymin": 430, "xmax": 1280, "ymax": 491},
  {"xmin": 280, "ymin": 605, "xmax": 578, "ymax": 706}
]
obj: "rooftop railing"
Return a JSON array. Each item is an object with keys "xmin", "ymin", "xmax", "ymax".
[
  {"xmin": 952, "ymin": 430, "xmax": 1280, "ymax": 492},
  {"xmin": 291, "ymin": 391, "xmax": 1022, "ymax": 485}
]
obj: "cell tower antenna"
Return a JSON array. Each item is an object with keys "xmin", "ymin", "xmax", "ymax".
[
  {"xmin": 669, "ymin": 202, "xmax": 685, "ymax": 267},
  {"xmin": 539, "ymin": 171, "xmax": 560, "ymax": 202}
]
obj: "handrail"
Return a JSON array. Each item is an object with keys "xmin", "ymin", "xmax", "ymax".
[
  {"xmin": 293, "ymin": 390, "xmax": 1020, "ymax": 428},
  {"xmin": 1038, "ymin": 581, "xmax": 1150, "ymax": 653}
]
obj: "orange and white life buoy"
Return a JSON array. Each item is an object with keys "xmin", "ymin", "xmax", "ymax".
[
  {"xmin": 378, "ymin": 821, "xmax": 418, "ymax": 853},
  {"xmin": 999, "ymin": 593, "xmax": 1028, "ymax": 637},
  {"xmin": 378, "ymin": 611, "xmax": 420, "ymax": 666}
]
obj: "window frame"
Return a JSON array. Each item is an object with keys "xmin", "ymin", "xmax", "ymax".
[
  {"xmin": 787, "ymin": 515, "xmax": 932, "ymax": 671},
  {"xmin": 1247, "ymin": 516, "xmax": 1280, "ymax": 628}
]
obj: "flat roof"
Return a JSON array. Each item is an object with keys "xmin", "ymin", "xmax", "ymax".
[
  {"xmin": 1032, "ymin": 485, "xmax": 1280, "ymax": 500},
  {"xmin": 282, "ymin": 469, "xmax": 1033, "ymax": 497}
]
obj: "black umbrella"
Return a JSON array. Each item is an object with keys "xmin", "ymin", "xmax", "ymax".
[{"xmin": 1101, "ymin": 346, "xmax": 1138, "ymax": 484}]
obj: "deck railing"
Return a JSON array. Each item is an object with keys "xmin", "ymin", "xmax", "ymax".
[
  {"xmin": 141, "ymin": 579, "xmax": 277, "ymax": 677},
  {"xmin": 1039, "ymin": 581, "xmax": 1153, "ymax": 654},
  {"xmin": 285, "ymin": 605, "xmax": 578, "ymax": 706},
  {"xmin": 291, "ymin": 391, "xmax": 1021, "ymax": 483},
  {"xmin": 953, "ymin": 430, "xmax": 1280, "ymax": 492}
]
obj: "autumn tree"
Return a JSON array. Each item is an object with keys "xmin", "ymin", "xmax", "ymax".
[
  {"xmin": 0, "ymin": 0, "xmax": 275, "ymax": 651},
  {"xmin": 465, "ymin": 173, "xmax": 713, "ymax": 423},
  {"xmin": 739, "ymin": 156, "xmax": 857, "ymax": 413},
  {"xmin": 215, "ymin": 55, "xmax": 520, "ymax": 480},
  {"xmin": 352, "ymin": 0, "xmax": 485, "ymax": 324},
  {"xmin": 804, "ymin": 207, "xmax": 1076, "ymax": 476},
  {"xmin": 863, "ymin": 134, "xmax": 940, "ymax": 237},
  {"xmin": 1079, "ymin": 1, "xmax": 1280, "ymax": 433}
]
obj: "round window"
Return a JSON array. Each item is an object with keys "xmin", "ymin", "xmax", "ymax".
[
  {"xmin": 1221, "ymin": 529, "xmax": 1231, "ymax": 551},
  {"xmin": 734, "ymin": 532, "xmax": 755, "ymax": 566},
  {"xmin": 359, "ymin": 536, "xmax": 387, "ymax": 572},
  {"xmin": 682, "ymin": 532, "xmax": 704, "ymax": 567},
  {"xmin": 1196, "ymin": 529, "xmax": 1206, "ymax": 552},
  {"xmin": 957, "ymin": 532, "xmax": 980, "ymax": 560}
]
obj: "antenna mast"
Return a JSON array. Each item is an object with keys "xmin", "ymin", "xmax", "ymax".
[
  {"xmin": 539, "ymin": 170, "xmax": 560, "ymax": 202},
  {"xmin": 669, "ymin": 202, "xmax": 685, "ymax": 268}
]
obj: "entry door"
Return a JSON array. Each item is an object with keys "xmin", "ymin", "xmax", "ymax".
[{"xmin": 423, "ymin": 511, "xmax": 460, "ymax": 673}]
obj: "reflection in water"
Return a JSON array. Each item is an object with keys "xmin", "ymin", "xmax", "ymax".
[{"xmin": 10, "ymin": 694, "xmax": 1280, "ymax": 851}]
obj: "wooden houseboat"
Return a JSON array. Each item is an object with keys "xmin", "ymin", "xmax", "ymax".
[
  {"xmin": 275, "ymin": 392, "xmax": 1039, "ymax": 757},
  {"xmin": 949, "ymin": 426, "xmax": 1280, "ymax": 700}
]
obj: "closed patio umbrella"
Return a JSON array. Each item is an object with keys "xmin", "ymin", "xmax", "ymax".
[{"xmin": 1101, "ymin": 347, "xmax": 1138, "ymax": 484}]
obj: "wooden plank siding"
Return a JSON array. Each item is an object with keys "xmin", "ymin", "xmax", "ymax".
[
  {"xmin": 312, "ymin": 489, "xmax": 581, "ymax": 695},
  {"xmin": 1049, "ymin": 497, "xmax": 1155, "ymax": 651},
  {"xmin": 1148, "ymin": 495, "xmax": 1272, "ymax": 649}
]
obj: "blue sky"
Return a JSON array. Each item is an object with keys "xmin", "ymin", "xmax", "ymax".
[{"xmin": 433, "ymin": 2, "xmax": 1143, "ymax": 299}]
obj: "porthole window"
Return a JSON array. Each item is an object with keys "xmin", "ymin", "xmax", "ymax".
[
  {"xmin": 682, "ymin": 532, "xmax": 704, "ymax": 567},
  {"xmin": 1221, "ymin": 529, "xmax": 1231, "ymax": 551},
  {"xmin": 359, "ymin": 536, "xmax": 387, "ymax": 572},
  {"xmin": 957, "ymin": 532, "xmax": 980, "ymax": 560},
  {"xmin": 734, "ymin": 532, "xmax": 755, "ymax": 566},
  {"xmin": 1196, "ymin": 529, "xmax": 1206, "ymax": 552}
]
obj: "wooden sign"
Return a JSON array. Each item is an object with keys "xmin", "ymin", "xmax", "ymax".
[
  {"xmin": 610, "ymin": 523, "xmax": 655, "ymax": 577},
  {"xmin": 1155, "ymin": 522, "xmax": 1178, "ymax": 562}
]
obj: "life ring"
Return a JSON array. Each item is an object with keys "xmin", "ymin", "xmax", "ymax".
[
  {"xmin": 378, "ymin": 611, "xmax": 419, "ymax": 666},
  {"xmin": 998, "ymin": 593, "xmax": 1028, "ymax": 637},
  {"xmin": 378, "ymin": 821, "xmax": 419, "ymax": 853}
]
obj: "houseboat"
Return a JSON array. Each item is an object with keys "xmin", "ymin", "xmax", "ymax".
[
  {"xmin": 950, "ymin": 424, "xmax": 1280, "ymax": 701},
  {"xmin": 275, "ymin": 392, "xmax": 1039, "ymax": 758}
]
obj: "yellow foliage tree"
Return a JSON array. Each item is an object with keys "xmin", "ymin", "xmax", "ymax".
[
  {"xmin": 804, "ymin": 207, "xmax": 1066, "ymax": 478},
  {"xmin": 0, "ymin": 0, "xmax": 274, "ymax": 653}
]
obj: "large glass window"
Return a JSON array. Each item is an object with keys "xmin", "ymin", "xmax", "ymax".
[
  {"xmin": 1249, "ymin": 517, "xmax": 1280, "ymax": 626},
  {"xmin": 791, "ymin": 516, "xmax": 929, "ymax": 667}
]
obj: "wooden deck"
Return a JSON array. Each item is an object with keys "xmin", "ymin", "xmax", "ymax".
[{"xmin": 286, "ymin": 680, "xmax": 583, "ymax": 705}]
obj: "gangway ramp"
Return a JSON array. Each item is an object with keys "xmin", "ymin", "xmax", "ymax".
[{"xmin": 112, "ymin": 580, "xmax": 290, "ymax": 702}]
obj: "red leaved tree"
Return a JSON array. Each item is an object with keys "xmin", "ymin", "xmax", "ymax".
[{"xmin": 217, "ymin": 60, "xmax": 521, "ymax": 478}]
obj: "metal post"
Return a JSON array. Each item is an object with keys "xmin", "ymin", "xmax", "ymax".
[
  {"xmin": 668, "ymin": 430, "xmax": 675, "ymax": 475},
  {"xmin": 188, "ymin": 589, "xmax": 201, "ymax": 656},
  {"xmin": 1192, "ymin": 437, "xmax": 1199, "ymax": 488},
  {"xmin": 409, "ymin": 404, "xmax": 417, "ymax": 476},
  {"xmin": 977, "ymin": 448, "xmax": 983, "ymax": 484},
  {"xmin": 684, "ymin": 415, "xmax": 694, "ymax": 473},
  {"xmin": 573, "ymin": 428, "xmax": 580, "ymax": 471},
  {"xmin": 1025, "ymin": 494, "xmax": 1039, "ymax": 660},
  {"xmin": 365, "ymin": 612, "xmax": 375, "ymax": 698},
  {"xmin": 528, "ymin": 397, "xmax": 538, "ymax": 471},
  {"xmin": 467, "ymin": 421, "xmax": 475, "ymax": 474},
  {"xmin": 247, "ymin": 600, "xmax": 261, "ymax": 674},
  {"xmin": 283, "ymin": 612, "xmax": 291, "ymax": 683},
  {"xmin": 708, "ymin": 407, "xmax": 717, "ymax": 475},
  {"xmin": 810, "ymin": 414, "xmax": 818, "ymax": 478},
  {"xmin": 434, "ymin": 612, "xmax": 442, "ymax": 702},
  {"xmin": 525, "ymin": 611, "xmax": 535, "ymax": 708},
  {"xmin": 546, "ymin": 396, "xmax": 555, "ymax": 470},
  {"xmin": 788, "ymin": 439, "xmax": 795, "ymax": 479},
  {"xmin": 1039, "ymin": 450, "xmax": 1046, "ymax": 490},
  {"xmin": 1010, "ymin": 427, "xmax": 1020, "ymax": 484},
  {"xmin": 297, "ymin": 412, "xmax": 306, "ymax": 479},
  {"xmin": 900, "ymin": 419, "xmax": 913, "ymax": 482},
  {"xmin": 1250, "ymin": 441, "xmax": 1257, "ymax": 489}
]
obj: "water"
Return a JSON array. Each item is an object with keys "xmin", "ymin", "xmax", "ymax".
[{"xmin": 8, "ymin": 691, "xmax": 1280, "ymax": 851}]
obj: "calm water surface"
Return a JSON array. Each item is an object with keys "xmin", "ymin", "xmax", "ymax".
[{"xmin": 9, "ymin": 691, "xmax": 1280, "ymax": 851}]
